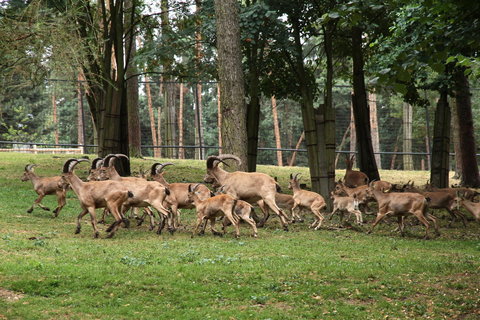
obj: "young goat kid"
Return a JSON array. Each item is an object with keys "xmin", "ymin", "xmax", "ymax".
[
  {"xmin": 288, "ymin": 174, "xmax": 326, "ymax": 230},
  {"xmin": 329, "ymin": 192, "xmax": 364, "ymax": 225},
  {"xmin": 21, "ymin": 164, "xmax": 67, "ymax": 217},
  {"xmin": 187, "ymin": 184, "xmax": 257, "ymax": 238}
]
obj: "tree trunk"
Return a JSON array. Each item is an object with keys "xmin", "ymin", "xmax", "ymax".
[
  {"xmin": 217, "ymin": 83, "xmax": 222, "ymax": 150},
  {"xmin": 76, "ymin": 1, "xmax": 130, "ymax": 174},
  {"xmin": 195, "ymin": 1, "xmax": 204, "ymax": 159},
  {"xmin": 335, "ymin": 124, "xmax": 350, "ymax": 168},
  {"xmin": 214, "ymin": 0, "xmax": 248, "ymax": 170},
  {"xmin": 178, "ymin": 83, "xmax": 185, "ymax": 159},
  {"xmin": 146, "ymin": 78, "xmax": 159, "ymax": 157},
  {"xmin": 430, "ymin": 89, "xmax": 451, "ymax": 188},
  {"xmin": 369, "ymin": 90, "xmax": 381, "ymax": 168},
  {"xmin": 194, "ymin": 83, "xmax": 204, "ymax": 159},
  {"xmin": 289, "ymin": 131, "xmax": 305, "ymax": 167},
  {"xmin": 161, "ymin": 0, "xmax": 176, "ymax": 159},
  {"xmin": 454, "ymin": 68, "xmax": 480, "ymax": 187},
  {"xmin": 349, "ymin": 101, "xmax": 356, "ymax": 166},
  {"xmin": 157, "ymin": 77, "xmax": 163, "ymax": 158},
  {"xmin": 450, "ymin": 98, "xmax": 462, "ymax": 179},
  {"xmin": 322, "ymin": 22, "xmax": 336, "ymax": 200},
  {"xmin": 52, "ymin": 94, "xmax": 59, "ymax": 145},
  {"xmin": 271, "ymin": 96, "xmax": 283, "ymax": 166},
  {"xmin": 125, "ymin": 0, "xmax": 141, "ymax": 158},
  {"xmin": 77, "ymin": 73, "xmax": 85, "ymax": 153},
  {"xmin": 403, "ymin": 102, "xmax": 414, "ymax": 170},
  {"xmin": 351, "ymin": 26, "xmax": 380, "ymax": 181}
]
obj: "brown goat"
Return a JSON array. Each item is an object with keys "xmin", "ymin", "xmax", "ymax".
[
  {"xmin": 365, "ymin": 188, "xmax": 439, "ymax": 238},
  {"xmin": 402, "ymin": 182, "xmax": 467, "ymax": 226},
  {"xmin": 60, "ymin": 159, "xmax": 133, "ymax": 238},
  {"xmin": 187, "ymin": 184, "xmax": 257, "ymax": 238},
  {"xmin": 203, "ymin": 154, "xmax": 290, "ymax": 230},
  {"xmin": 344, "ymin": 155, "xmax": 369, "ymax": 187},
  {"xmin": 454, "ymin": 196, "xmax": 480, "ymax": 222},
  {"xmin": 329, "ymin": 191, "xmax": 363, "ymax": 225},
  {"xmin": 151, "ymin": 162, "xmax": 212, "ymax": 228},
  {"xmin": 21, "ymin": 164, "xmax": 67, "ymax": 217},
  {"xmin": 96, "ymin": 155, "xmax": 174, "ymax": 234},
  {"xmin": 288, "ymin": 174, "xmax": 327, "ymax": 230}
]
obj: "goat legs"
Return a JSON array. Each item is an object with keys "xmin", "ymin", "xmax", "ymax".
[
  {"xmin": 263, "ymin": 198, "xmax": 289, "ymax": 231},
  {"xmin": 53, "ymin": 190, "xmax": 66, "ymax": 217},
  {"xmin": 27, "ymin": 194, "xmax": 49, "ymax": 213},
  {"xmin": 86, "ymin": 207, "xmax": 100, "ymax": 238},
  {"xmin": 75, "ymin": 208, "xmax": 89, "ymax": 235}
]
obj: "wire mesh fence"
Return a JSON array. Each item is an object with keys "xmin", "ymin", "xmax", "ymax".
[{"xmin": 1, "ymin": 79, "xmax": 479, "ymax": 170}]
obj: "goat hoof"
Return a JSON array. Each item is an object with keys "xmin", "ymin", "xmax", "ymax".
[
  {"xmin": 93, "ymin": 232, "xmax": 99, "ymax": 238},
  {"xmin": 74, "ymin": 227, "xmax": 81, "ymax": 234},
  {"xmin": 106, "ymin": 233, "xmax": 115, "ymax": 239},
  {"xmin": 123, "ymin": 219, "xmax": 130, "ymax": 228},
  {"xmin": 283, "ymin": 227, "xmax": 289, "ymax": 232},
  {"xmin": 27, "ymin": 209, "xmax": 33, "ymax": 213},
  {"xmin": 44, "ymin": 207, "xmax": 51, "ymax": 211},
  {"xmin": 252, "ymin": 233, "xmax": 258, "ymax": 238},
  {"xmin": 136, "ymin": 220, "xmax": 144, "ymax": 226},
  {"xmin": 168, "ymin": 228, "xmax": 175, "ymax": 235}
]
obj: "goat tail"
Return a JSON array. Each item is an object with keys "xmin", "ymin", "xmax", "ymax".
[
  {"xmin": 127, "ymin": 191, "xmax": 134, "ymax": 198},
  {"xmin": 165, "ymin": 187, "xmax": 171, "ymax": 196}
]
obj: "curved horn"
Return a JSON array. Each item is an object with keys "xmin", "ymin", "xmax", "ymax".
[
  {"xmin": 217, "ymin": 154, "xmax": 242, "ymax": 166},
  {"xmin": 206, "ymin": 156, "xmax": 220, "ymax": 169},
  {"xmin": 188, "ymin": 183, "xmax": 201, "ymax": 193},
  {"xmin": 157, "ymin": 162, "xmax": 175, "ymax": 173},
  {"xmin": 294, "ymin": 173, "xmax": 301, "ymax": 181},
  {"xmin": 63, "ymin": 159, "xmax": 78, "ymax": 173},
  {"xmin": 151, "ymin": 163, "xmax": 162, "ymax": 176},
  {"xmin": 290, "ymin": 173, "xmax": 293, "ymax": 180},
  {"xmin": 25, "ymin": 164, "xmax": 37, "ymax": 172},
  {"xmin": 115, "ymin": 154, "xmax": 130, "ymax": 161},
  {"xmin": 103, "ymin": 154, "xmax": 118, "ymax": 168},
  {"xmin": 65, "ymin": 158, "xmax": 89, "ymax": 173},
  {"xmin": 91, "ymin": 157, "xmax": 103, "ymax": 170}
]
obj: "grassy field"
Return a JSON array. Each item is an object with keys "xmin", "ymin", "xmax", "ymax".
[{"xmin": 0, "ymin": 153, "xmax": 479, "ymax": 319}]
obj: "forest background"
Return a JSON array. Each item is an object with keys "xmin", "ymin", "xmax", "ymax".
[{"xmin": 1, "ymin": 0, "xmax": 479, "ymax": 191}]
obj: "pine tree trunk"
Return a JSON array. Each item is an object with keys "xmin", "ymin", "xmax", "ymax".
[
  {"xmin": 430, "ymin": 89, "xmax": 451, "ymax": 188},
  {"xmin": 214, "ymin": 0, "xmax": 248, "ymax": 170},
  {"xmin": 335, "ymin": 125, "xmax": 350, "ymax": 168},
  {"xmin": 369, "ymin": 91, "xmax": 381, "ymax": 168},
  {"xmin": 77, "ymin": 73, "xmax": 85, "ymax": 153},
  {"xmin": 146, "ymin": 79, "xmax": 159, "ymax": 158},
  {"xmin": 450, "ymin": 98, "xmax": 462, "ymax": 179},
  {"xmin": 178, "ymin": 83, "xmax": 185, "ymax": 159},
  {"xmin": 52, "ymin": 94, "xmax": 59, "ymax": 145},
  {"xmin": 403, "ymin": 103, "xmax": 414, "ymax": 170},
  {"xmin": 217, "ymin": 83, "xmax": 222, "ymax": 150},
  {"xmin": 271, "ymin": 96, "xmax": 283, "ymax": 166},
  {"xmin": 289, "ymin": 131, "xmax": 305, "ymax": 167},
  {"xmin": 349, "ymin": 98, "xmax": 356, "ymax": 166},
  {"xmin": 454, "ymin": 67, "xmax": 480, "ymax": 187},
  {"xmin": 194, "ymin": 84, "xmax": 204, "ymax": 159},
  {"xmin": 351, "ymin": 26, "xmax": 380, "ymax": 181}
]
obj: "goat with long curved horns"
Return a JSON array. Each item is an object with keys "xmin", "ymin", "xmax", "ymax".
[
  {"xmin": 203, "ymin": 154, "xmax": 290, "ymax": 230},
  {"xmin": 60, "ymin": 158, "xmax": 134, "ymax": 238}
]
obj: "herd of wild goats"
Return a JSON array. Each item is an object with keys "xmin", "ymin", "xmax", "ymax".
[{"xmin": 21, "ymin": 154, "xmax": 480, "ymax": 239}]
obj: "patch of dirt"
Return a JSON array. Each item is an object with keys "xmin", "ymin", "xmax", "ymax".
[{"xmin": 0, "ymin": 288, "xmax": 24, "ymax": 302}]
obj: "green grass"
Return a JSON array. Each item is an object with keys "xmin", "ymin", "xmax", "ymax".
[{"xmin": 0, "ymin": 153, "xmax": 479, "ymax": 319}]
